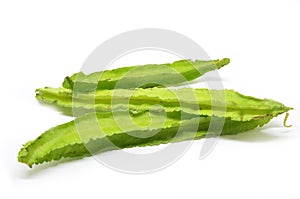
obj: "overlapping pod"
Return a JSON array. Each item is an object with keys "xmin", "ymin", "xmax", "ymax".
[
  {"xmin": 62, "ymin": 58, "xmax": 230, "ymax": 92},
  {"xmin": 36, "ymin": 87, "xmax": 292, "ymax": 121},
  {"xmin": 18, "ymin": 111, "xmax": 274, "ymax": 167}
]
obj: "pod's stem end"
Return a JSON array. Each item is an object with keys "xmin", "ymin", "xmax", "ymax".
[{"xmin": 283, "ymin": 113, "xmax": 292, "ymax": 128}]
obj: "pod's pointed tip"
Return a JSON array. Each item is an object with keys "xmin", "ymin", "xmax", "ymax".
[
  {"xmin": 223, "ymin": 57, "xmax": 230, "ymax": 63},
  {"xmin": 216, "ymin": 58, "xmax": 230, "ymax": 69}
]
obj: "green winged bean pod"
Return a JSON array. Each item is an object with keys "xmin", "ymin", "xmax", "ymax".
[
  {"xmin": 62, "ymin": 58, "xmax": 230, "ymax": 92},
  {"xmin": 36, "ymin": 87, "xmax": 292, "ymax": 121},
  {"xmin": 18, "ymin": 111, "xmax": 275, "ymax": 167}
]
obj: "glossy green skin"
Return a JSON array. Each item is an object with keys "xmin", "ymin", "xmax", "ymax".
[
  {"xmin": 18, "ymin": 111, "xmax": 273, "ymax": 167},
  {"xmin": 62, "ymin": 58, "xmax": 230, "ymax": 92},
  {"xmin": 19, "ymin": 57, "xmax": 292, "ymax": 168},
  {"xmin": 36, "ymin": 87, "xmax": 292, "ymax": 122}
]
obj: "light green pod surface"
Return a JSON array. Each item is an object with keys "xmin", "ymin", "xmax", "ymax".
[
  {"xmin": 62, "ymin": 58, "xmax": 230, "ymax": 92},
  {"xmin": 36, "ymin": 87, "xmax": 292, "ymax": 121},
  {"xmin": 18, "ymin": 111, "xmax": 274, "ymax": 167}
]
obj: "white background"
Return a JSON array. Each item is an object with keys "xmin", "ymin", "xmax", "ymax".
[{"xmin": 1, "ymin": 0, "xmax": 299, "ymax": 198}]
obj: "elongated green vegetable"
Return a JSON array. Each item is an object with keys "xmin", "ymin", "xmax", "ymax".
[
  {"xmin": 36, "ymin": 87, "xmax": 292, "ymax": 121},
  {"xmin": 18, "ymin": 111, "xmax": 274, "ymax": 167},
  {"xmin": 62, "ymin": 58, "xmax": 230, "ymax": 92},
  {"xmin": 18, "ymin": 57, "xmax": 293, "ymax": 169}
]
